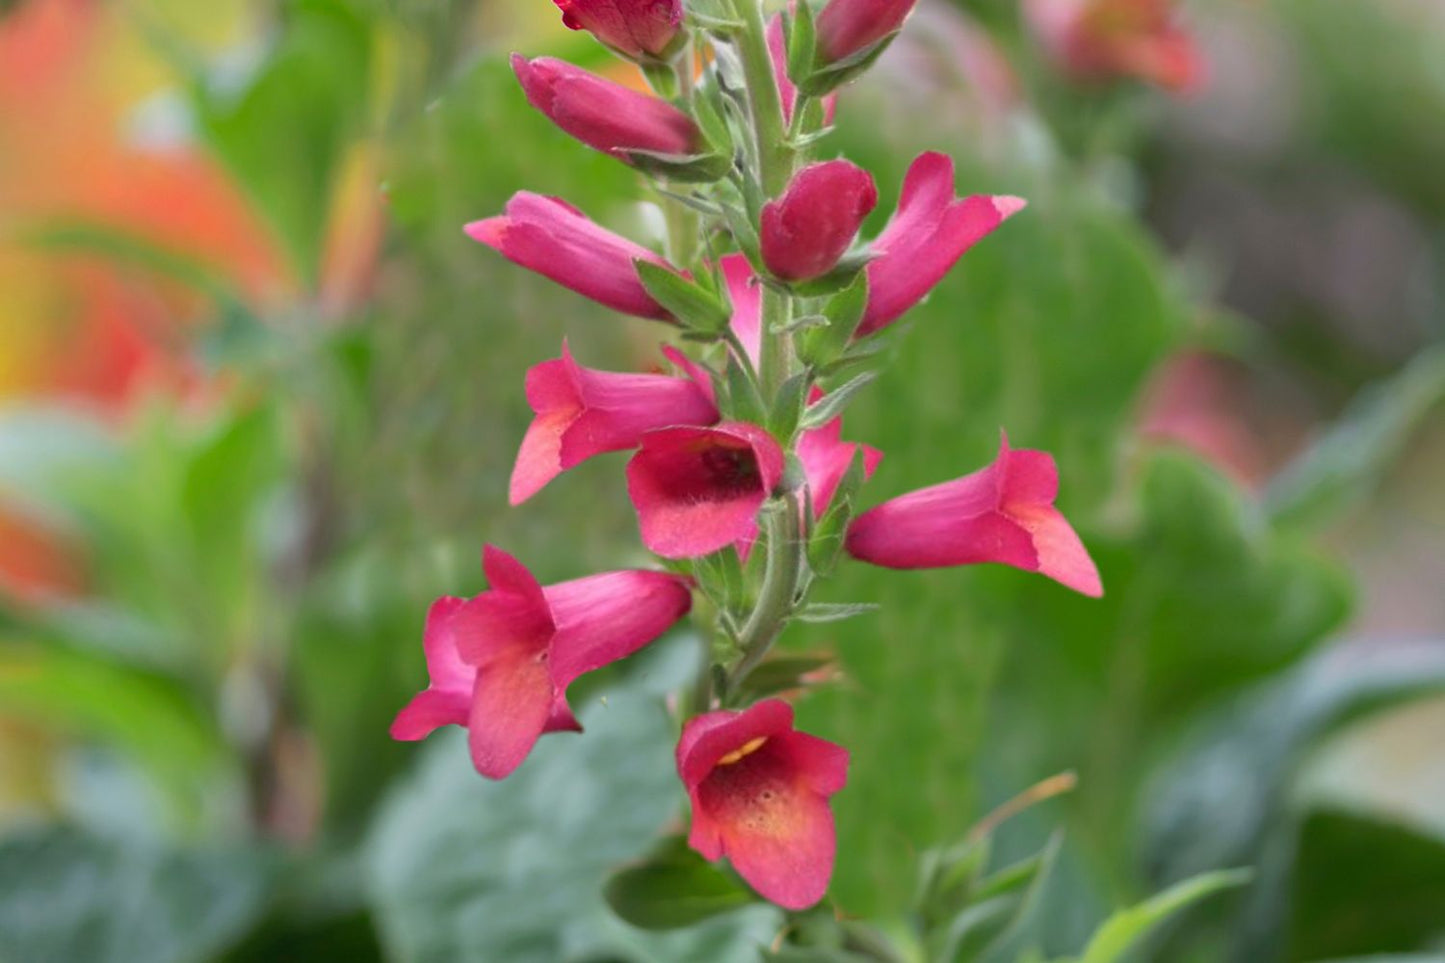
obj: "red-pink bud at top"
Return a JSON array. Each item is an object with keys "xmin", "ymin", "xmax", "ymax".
[
  {"xmin": 767, "ymin": 13, "xmax": 838, "ymax": 125},
  {"xmin": 760, "ymin": 161, "xmax": 878, "ymax": 283},
  {"xmin": 1025, "ymin": 0, "xmax": 1204, "ymax": 93},
  {"xmin": 510, "ymin": 341, "xmax": 720, "ymax": 505},
  {"xmin": 391, "ymin": 546, "xmax": 693, "ymax": 779},
  {"xmin": 512, "ymin": 54, "xmax": 702, "ymax": 159},
  {"xmin": 814, "ymin": 0, "xmax": 919, "ymax": 65},
  {"xmin": 845, "ymin": 433, "xmax": 1102, "ymax": 596},
  {"xmin": 678, "ymin": 699, "xmax": 849, "ymax": 909},
  {"xmin": 722, "ymin": 254, "xmax": 762, "ymax": 366},
  {"xmin": 858, "ymin": 152, "xmax": 1025, "ymax": 337},
  {"xmin": 466, "ymin": 192, "xmax": 677, "ymax": 321},
  {"xmin": 553, "ymin": 0, "xmax": 683, "ymax": 61},
  {"xmin": 626, "ymin": 422, "xmax": 785, "ymax": 558}
]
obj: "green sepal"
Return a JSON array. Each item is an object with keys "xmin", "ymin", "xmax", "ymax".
[
  {"xmin": 797, "ymin": 29, "xmax": 902, "ymax": 98},
  {"xmin": 624, "ymin": 147, "xmax": 733, "ymax": 184},
  {"xmin": 634, "ymin": 259, "xmax": 731, "ymax": 333},
  {"xmin": 807, "ymin": 494, "xmax": 853, "ymax": 577},
  {"xmin": 785, "ymin": 0, "xmax": 817, "ymax": 90},
  {"xmin": 783, "ymin": 249, "xmax": 873, "ymax": 298}
]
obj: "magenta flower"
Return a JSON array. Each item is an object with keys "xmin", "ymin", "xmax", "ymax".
[
  {"xmin": 466, "ymin": 192, "xmax": 676, "ymax": 321},
  {"xmin": 858, "ymin": 152, "xmax": 1025, "ymax": 337},
  {"xmin": 510, "ymin": 342, "xmax": 720, "ymax": 505},
  {"xmin": 1026, "ymin": 0, "xmax": 1205, "ymax": 93},
  {"xmin": 761, "ymin": 160, "xmax": 878, "ymax": 283},
  {"xmin": 552, "ymin": 0, "xmax": 683, "ymax": 61},
  {"xmin": 678, "ymin": 699, "xmax": 849, "ymax": 910},
  {"xmin": 767, "ymin": 13, "xmax": 838, "ymax": 125},
  {"xmin": 626, "ymin": 422, "xmax": 785, "ymax": 558},
  {"xmin": 392, "ymin": 547, "xmax": 693, "ymax": 779},
  {"xmin": 797, "ymin": 407, "xmax": 883, "ymax": 519},
  {"xmin": 814, "ymin": 0, "xmax": 919, "ymax": 65},
  {"xmin": 722, "ymin": 254, "xmax": 762, "ymax": 365},
  {"xmin": 512, "ymin": 55, "xmax": 702, "ymax": 160},
  {"xmin": 845, "ymin": 433, "xmax": 1103, "ymax": 596}
]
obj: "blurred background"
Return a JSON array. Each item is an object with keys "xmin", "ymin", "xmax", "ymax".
[{"xmin": 1, "ymin": 0, "xmax": 1442, "ymax": 960}]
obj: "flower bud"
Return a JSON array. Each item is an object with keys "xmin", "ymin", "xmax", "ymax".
[
  {"xmin": 466, "ymin": 192, "xmax": 678, "ymax": 321},
  {"xmin": 760, "ymin": 160, "xmax": 878, "ymax": 283},
  {"xmin": 814, "ymin": 0, "xmax": 919, "ymax": 66},
  {"xmin": 552, "ymin": 0, "xmax": 684, "ymax": 62},
  {"xmin": 512, "ymin": 54, "xmax": 702, "ymax": 160}
]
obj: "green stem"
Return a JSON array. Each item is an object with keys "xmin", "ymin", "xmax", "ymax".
[
  {"xmin": 729, "ymin": 493, "xmax": 803, "ymax": 695},
  {"xmin": 661, "ymin": 39, "xmax": 701, "ymax": 268},
  {"xmin": 730, "ymin": 0, "xmax": 794, "ymax": 197}
]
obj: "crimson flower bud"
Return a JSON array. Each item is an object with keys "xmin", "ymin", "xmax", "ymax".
[
  {"xmin": 814, "ymin": 0, "xmax": 919, "ymax": 66},
  {"xmin": 552, "ymin": 0, "xmax": 684, "ymax": 62},
  {"xmin": 512, "ymin": 54, "xmax": 702, "ymax": 160},
  {"xmin": 760, "ymin": 160, "xmax": 878, "ymax": 283},
  {"xmin": 466, "ymin": 192, "xmax": 679, "ymax": 321}
]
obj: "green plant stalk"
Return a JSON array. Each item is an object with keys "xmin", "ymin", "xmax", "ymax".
[
  {"xmin": 729, "ymin": 492, "xmax": 804, "ymax": 697},
  {"xmin": 729, "ymin": 0, "xmax": 793, "ymax": 198},
  {"xmin": 660, "ymin": 39, "xmax": 702, "ymax": 268}
]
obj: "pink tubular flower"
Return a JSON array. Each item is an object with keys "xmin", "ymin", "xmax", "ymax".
[
  {"xmin": 552, "ymin": 0, "xmax": 683, "ymax": 61},
  {"xmin": 844, "ymin": 433, "xmax": 1103, "ymax": 596},
  {"xmin": 466, "ymin": 192, "xmax": 676, "ymax": 321},
  {"xmin": 678, "ymin": 699, "xmax": 849, "ymax": 910},
  {"xmin": 767, "ymin": 13, "xmax": 838, "ymax": 125},
  {"xmin": 814, "ymin": 0, "xmax": 919, "ymax": 65},
  {"xmin": 797, "ymin": 408, "xmax": 882, "ymax": 518},
  {"xmin": 510, "ymin": 341, "xmax": 720, "ymax": 505},
  {"xmin": 511, "ymin": 55, "xmax": 702, "ymax": 159},
  {"xmin": 722, "ymin": 254, "xmax": 762, "ymax": 365},
  {"xmin": 858, "ymin": 152, "xmax": 1025, "ymax": 337},
  {"xmin": 1026, "ymin": 0, "xmax": 1204, "ymax": 93},
  {"xmin": 391, "ymin": 546, "xmax": 693, "ymax": 779},
  {"xmin": 626, "ymin": 422, "xmax": 785, "ymax": 558},
  {"xmin": 761, "ymin": 160, "xmax": 878, "ymax": 283}
]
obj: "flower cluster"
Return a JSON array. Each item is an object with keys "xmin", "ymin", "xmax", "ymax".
[{"xmin": 394, "ymin": 0, "xmax": 1101, "ymax": 911}]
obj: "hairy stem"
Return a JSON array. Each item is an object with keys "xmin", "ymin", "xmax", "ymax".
[{"xmin": 729, "ymin": 493, "xmax": 804, "ymax": 694}]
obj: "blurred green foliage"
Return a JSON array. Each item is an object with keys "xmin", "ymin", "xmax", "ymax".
[{"xmin": 2, "ymin": 0, "xmax": 1445, "ymax": 960}]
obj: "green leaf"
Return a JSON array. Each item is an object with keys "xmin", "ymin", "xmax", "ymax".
[
  {"xmin": 1265, "ymin": 345, "xmax": 1445, "ymax": 529},
  {"xmin": 734, "ymin": 653, "xmax": 837, "ymax": 701},
  {"xmin": 800, "ymin": 372, "xmax": 878, "ymax": 430},
  {"xmin": 185, "ymin": 0, "xmax": 371, "ymax": 286},
  {"xmin": 1288, "ymin": 809, "xmax": 1445, "ymax": 960},
  {"xmin": 761, "ymin": 950, "xmax": 877, "ymax": 963},
  {"xmin": 635, "ymin": 259, "xmax": 732, "ymax": 332},
  {"xmin": 800, "ymin": 272, "xmax": 869, "ymax": 370},
  {"xmin": 604, "ymin": 836, "xmax": 757, "ymax": 930},
  {"xmin": 770, "ymin": 373, "xmax": 812, "ymax": 440},
  {"xmin": 0, "ymin": 825, "xmax": 277, "ymax": 963},
  {"xmin": 0, "ymin": 643, "xmax": 232, "ymax": 824},
  {"xmin": 794, "ymin": 602, "xmax": 879, "ymax": 624},
  {"xmin": 1075, "ymin": 870, "xmax": 1251, "ymax": 963},
  {"xmin": 365, "ymin": 688, "xmax": 781, "ymax": 963}
]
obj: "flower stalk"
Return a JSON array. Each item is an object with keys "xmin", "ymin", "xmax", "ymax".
[{"xmin": 399, "ymin": 0, "xmax": 1105, "ymax": 915}]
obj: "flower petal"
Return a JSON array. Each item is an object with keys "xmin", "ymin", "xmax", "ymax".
[
  {"xmin": 545, "ymin": 569, "xmax": 694, "ymax": 688},
  {"xmin": 466, "ymin": 653, "xmax": 557, "ymax": 779}
]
